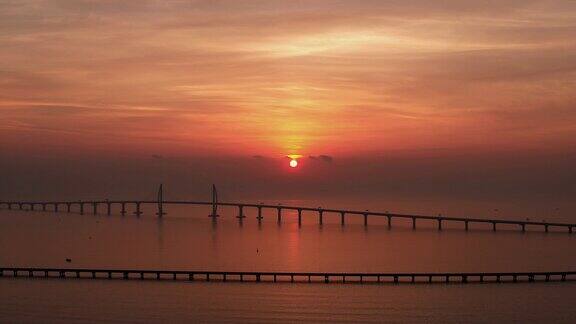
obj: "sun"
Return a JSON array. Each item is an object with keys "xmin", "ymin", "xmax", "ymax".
[{"xmin": 287, "ymin": 154, "xmax": 302, "ymax": 168}]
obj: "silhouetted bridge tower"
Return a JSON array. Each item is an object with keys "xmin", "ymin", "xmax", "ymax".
[
  {"xmin": 156, "ymin": 184, "xmax": 166, "ymax": 217},
  {"xmin": 1, "ymin": 184, "xmax": 575, "ymax": 234},
  {"xmin": 209, "ymin": 184, "xmax": 219, "ymax": 218}
]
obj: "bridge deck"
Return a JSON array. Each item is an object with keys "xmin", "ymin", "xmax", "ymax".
[
  {"xmin": 1, "ymin": 267, "xmax": 574, "ymax": 284},
  {"xmin": 1, "ymin": 200, "xmax": 574, "ymax": 232}
]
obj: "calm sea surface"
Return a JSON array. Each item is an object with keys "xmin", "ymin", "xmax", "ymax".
[{"xmin": 1, "ymin": 198, "xmax": 575, "ymax": 323}]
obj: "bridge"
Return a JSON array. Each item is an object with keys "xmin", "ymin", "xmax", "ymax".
[
  {"xmin": 1, "ymin": 185, "xmax": 574, "ymax": 233},
  {"xmin": 0, "ymin": 267, "xmax": 574, "ymax": 284}
]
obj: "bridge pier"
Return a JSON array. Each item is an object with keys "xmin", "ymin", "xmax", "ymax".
[
  {"xmin": 257, "ymin": 206, "xmax": 263, "ymax": 221},
  {"xmin": 30, "ymin": 203, "xmax": 35, "ymax": 211},
  {"xmin": 387, "ymin": 215, "xmax": 392, "ymax": 228},
  {"xmin": 92, "ymin": 202, "xmax": 97, "ymax": 215},
  {"xmin": 318, "ymin": 209, "xmax": 323, "ymax": 225},
  {"xmin": 8, "ymin": 203, "xmax": 12, "ymax": 210},
  {"xmin": 341, "ymin": 212, "xmax": 345, "ymax": 225},
  {"xmin": 521, "ymin": 223, "xmax": 526, "ymax": 232},
  {"xmin": 492, "ymin": 222, "xmax": 496, "ymax": 231},
  {"xmin": 120, "ymin": 203, "xmax": 126, "ymax": 215},
  {"xmin": 412, "ymin": 217, "xmax": 416, "ymax": 229},
  {"xmin": 18, "ymin": 203, "xmax": 23, "ymax": 210},
  {"xmin": 570, "ymin": 226, "xmax": 573, "ymax": 233},
  {"xmin": 236, "ymin": 205, "xmax": 246, "ymax": 219},
  {"xmin": 80, "ymin": 202, "xmax": 84, "ymax": 215},
  {"xmin": 66, "ymin": 203, "xmax": 71, "ymax": 213},
  {"xmin": 42, "ymin": 203, "xmax": 47, "ymax": 211},
  {"xmin": 545, "ymin": 224, "xmax": 549, "ymax": 232},
  {"xmin": 438, "ymin": 219, "xmax": 442, "ymax": 230},
  {"xmin": 277, "ymin": 207, "xmax": 282, "ymax": 223},
  {"xmin": 297, "ymin": 209, "xmax": 302, "ymax": 225},
  {"xmin": 107, "ymin": 202, "xmax": 111, "ymax": 215},
  {"xmin": 156, "ymin": 204, "xmax": 166, "ymax": 218},
  {"xmin": 465, "ymin": 221, "xmax": 469, "ymax": 231},
  {"xmin": 363, "ymin": 212, "xmax": 368, "ymax": 226},
  {"xmin": 134, "ymin": 202, "xmax": 142, "ymax": 216},
  {"xmin": 54, "ymin": 203, "xmax": 59, "ymax": 212}
]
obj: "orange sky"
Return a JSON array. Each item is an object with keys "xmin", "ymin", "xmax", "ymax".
[
  {"xmin": 1, "ymin": 0, "xmax": 576, "ymax": 215},
  {"xmin": 1, "ymin": 0, "xmax": 575, "ymax": 160}
]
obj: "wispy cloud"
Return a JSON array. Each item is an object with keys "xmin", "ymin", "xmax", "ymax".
[
  {"xmin": 309, "ymin": 155, "xmax": 334, "ymax": 163},
  {"xmin": 0, "ymin": 0, "xmax": 575, "ymax": 156}
]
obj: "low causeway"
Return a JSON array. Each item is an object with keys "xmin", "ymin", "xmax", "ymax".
[{"xmin": 1, "ymin": 267, "xmax": 575, "ymax": 285}]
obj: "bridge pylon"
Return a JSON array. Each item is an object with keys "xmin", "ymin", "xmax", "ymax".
[
  {"xmin": 208, "ymin": 184, "xmax": 219, "ymax": 218},
  {"xmin": 156, "ymin": 184, "xmax": 167, "ymax": 217}
]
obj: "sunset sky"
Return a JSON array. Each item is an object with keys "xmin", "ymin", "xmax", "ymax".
[{"xmin": 1, "ymin": 1, "xmax": 575, "ymax": 205}]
